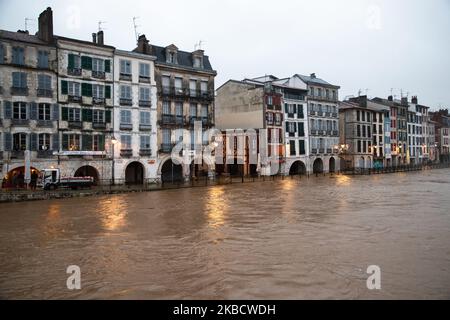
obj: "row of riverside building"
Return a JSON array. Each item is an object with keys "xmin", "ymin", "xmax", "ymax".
[{"xmin": 1, "ymin": 7, "xmax": 449, "ymax": 186}]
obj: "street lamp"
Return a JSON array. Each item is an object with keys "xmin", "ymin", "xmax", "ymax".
[{"xmin": 110, "ymin": 135, "xmax": 118, "ymax": 185}]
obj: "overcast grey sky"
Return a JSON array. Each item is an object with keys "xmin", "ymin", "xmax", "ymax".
[{"xmin": 1, "ymin": 0, "xmax": 449, "ymax": 109}]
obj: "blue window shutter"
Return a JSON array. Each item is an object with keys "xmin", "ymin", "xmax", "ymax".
[
  {"xmin": 30, "ymin": 102, "xmax": 37, "ymax": 120},
  {"xmin": 30, "ymin": 133, "xmax": 38, "ymax": 151},
  {"xmin": 4, "ymin": 132, "xmax": 12, "ymax": 151},
  {"xmin": 52, "ymin": 103, "xmax": 59, "ymax": 121},
  {"xmin": 4, "ymin": 101, "xmax": 12, "ymax": 119},
  {"xmin": 52, "ymin": 133, "xmax": 60, "ymax": 151}
]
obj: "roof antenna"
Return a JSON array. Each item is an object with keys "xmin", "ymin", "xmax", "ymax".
[
  {"xmin": 25, "ymin": 18, "xmax": 34, "ymax": 32},
  {"xmin": 194, "ymin": 40, "xmax": 204, "ymax": 51},
  {"xmin": 133, "ymin": 17, "xmax": 140, "ymax": 44},
  {"xmin": 365, "ymin": 88, "xmax": 369, "ymax": 96},
  {"xmin": 358, "ymin": 89, "xmax": 362, "ymax": 96},
  {"xmin": 98, "ymin": 21, "xmax": 107, "ymax": 32}
]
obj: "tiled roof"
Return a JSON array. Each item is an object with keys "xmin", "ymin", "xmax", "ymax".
[
  {"xmin": 296, "ymin": 74, "xmax": 340, "ymax": 88},
  {"xmin": 0, "ymin": 29, "xmax": 49, "ymax": 45}
]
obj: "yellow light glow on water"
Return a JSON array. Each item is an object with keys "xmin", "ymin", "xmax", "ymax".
[
  {"xmin": 205, "ymin": 186, "xmax": 227, "ymax": 228},
  {"xmin": 335, "ymin": 174, "xmax": 351, "ymax": 186},
  {"xmin": 99, "ymin": 196, "xmax": 128, "ymax": 231}
]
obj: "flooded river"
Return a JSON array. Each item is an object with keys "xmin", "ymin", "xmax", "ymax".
[{"xmin": 1, "ymin": 170, "xmax": 450, "ymax": 299}]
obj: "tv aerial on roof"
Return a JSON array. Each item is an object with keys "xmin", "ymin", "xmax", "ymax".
[
  {"xmin": 133, "ymin": 17, "xmax": 141, "ymax": 43},
  {"xmin": 98, "ymin": 21, "xmax": 107, "ymax": 32},
  {"xmin": 24, "ymin": 18, "xmax": 34, "ymax": 32}
]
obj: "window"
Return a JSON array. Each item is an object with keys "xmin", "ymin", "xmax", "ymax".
[
  {"xmin": 93, "ymin": 110, "xmax": 104, "ymax": 123},
  {"xmin": 201, "ymin": 104, "xmax": 208, "ymax": 118},
  {"xmin": 92, "ymin": 84, "xmax": 104, "ymax": 98},
  {"xmin": 68, "ymin": 82, "xmax": 81, "ymax": 96},
  {"xmin": 298, "ymin": 122, "xmax": 305, "ymax": 136},
  {"xmin": 317, "ymin": 88, "xmax": 322, "ymax": 97},
  {"xmin": 67, "ymin": 134, "xmax": 80, "ymax": 151},
  {"xmin": 120, "ymin": 59, "xmax": 131, "ymax": 74},
  {"xmin": 68, "ymin": 54, "xmax": 81, "ymax": 70},
  {"xmin": 200, "ymin": 81, "xmax": 208, "ymax": 94},
  {"xmin": 0, "ymin": 44, "xmax": 4, "ymax": 63},
  {"xmin": 68, "ymin": 108, "xmax": 81, "ymax": 122},
  {"xmin": 38, "ymin": 74, "xmax": 51, "ymax": 90},
  {"xmin": 13, "ymin": 102, "xmax": 27, "ymax": 119},
  {"xmin": 13, "ymin": 133, "xmax": 27, "ymax": 151},
  {"xmin": 189, "ymin": 80, "xmax": 197, "ymax": 95},
  {"xmin": 275, "ymin": 113, "xmax": 282, "ymax": 125},
  {"xmin": 163, "ymin": 101, "xmax": 171, "ymax": 114},
  {"xmin": 139, "ymin": 63, "xmax": 150, "ymax": 78},
  {"xmin": 139, "ymin": 87, "xmax": 150, "ymax": 101},
  {"xmin": 38, "ymin": 103, "xmax": 51, "ymax": 120},
  {"xmin": 12, "ymin": 47, "xmax": 25, "ymax": 65},
  {"xmin": 190, "ymin": 103, "xmax": 197, "ymax": 117},
  {"xmin": 119, "ymin": 110, "xmax": 131, "ymax": 125},
  {"xmin": 290, "ymin": 140, "xmax": 296, "ymax": 156},
  {"xmin": 362, "ymin": 111, "xmax": 366, "ymax": 122},
  {"xmin": 299, "ymin": 140, "xmax": 305, "ymax": 155},
  {"xmin": 193, "ymin": 57, "xmax": 201, "ymax": 68},
  {"xmin": 357, "ymin": 125, "xmax": 361, "ymax": 137},
  {"xmin": 175, "ymin": 102, "xmax": 183, "ymax": 116},
  {"xmin": 162, "ymin": 76, "xmax": 170, "ymax": 89},
  {"xmin": 267, "ymin": 96, "xmax": 273, "ymax": 106},
  {"xmin": 140, "ymin": 135, "xmax": 151, "ymax": 150},
  {"xmin": 356, "ymin": 110, "xmax": 360, "ymax": 121},
  {"xmin": 162, "ymin": 128, "xmax": 171, "ymax": 144},
  {"xmin": 121, "ymin": 135, "xmax": 132, "ymax": 149},
  {"xmin": 357, "ymin": 140, "xmax": 361, "ymax": 153},
  {"xmin": 12, "ymin": 72, "xmax": 27, "ymax": 88},
  {"xmin": 38, "ymin": 51, "xmax": 49, "ymax": 68},
  {"xmin": 92, "ymin": 58, "xmax": 104, "ymax": 72},
  {"xmin": 266, "ymin": 112, "xmax": 274, "ymax": 124},
  {"xmin": 92, "ymin": 135, "xmax": 104, "ymax": 151},
  {"xmin": 39, "ymin": 133, "xmax": 51, "ymax": 150},
  {"xmin": 168, "ymin": 52, "xmax": 176, "ymax": 64},
  {"xmin": 140, "ymin": 111, "xmax": 151, "ymax": 125},
  {"xmin": 120, "ymin": 85, "xmax": 132, "ymax": 99}
]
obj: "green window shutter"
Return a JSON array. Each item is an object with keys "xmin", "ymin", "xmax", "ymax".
[
  {"xmin": 61, "ymin": 107, "xmax": 68, "ymax": 121},
  {"xmin": 81, "ymin": 56, "xmax": 92, "ymax": 70},
  {"xmin": 61, "ymin": 80, "xmax": 68, "ymax": 94},
  {"xmin": 99, "ymin": 135, "xmax": 105, "ymax": 151},
  {"xmin": 68, "ymin": 54, "xmax": 75, "ymax": 69},
  {"xmin": 104, "ymin": 60, "xmax": 110, "ymax": 73},
  {"xmin": 105, "ymin": 85, "xmax": 111, "ymax": 99},
  {"xmin": 82, "ymin": 109, "xmax": 92, "ymax": 122},
  {"xmin": 62, "ymin": 134, "xmax": 69, "ymax": 150},
  {"xmin": 105, "ymin": 110, "xmax": 111, "ymax": 123},
  {"xmin": 82, "ymin": 135, "xmax": 92, "ymax": 151},
  {"xmin": 81, "ymin": 83, "xmax": 92, "ymax": 97}
]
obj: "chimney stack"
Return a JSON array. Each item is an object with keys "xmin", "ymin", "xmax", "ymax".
[
  {"xmin": 97, "ymin": 30, "xmax": 104, "ymax": 45},
  {"xmin": 388, "ymin": 95, "xmax": 393, "ymax": 101},
  {"xmin": 37, "ymin": 7, "xmax": 53, "ymax": 43},
  {"xmin": 411, "ymin": 96, "xmax": 418, "ymax": 104},
  {"xmin": 401, "ymin": 97, "xmax": 408, "ymax": 106},
  {"xmin": 92, "ymin": 33, "xmax": 97, "ymax": 44},
  {"xmin": 136, "ymin": 34, "xmax": 151, "ymax": 54},
  {"xmin": 310, "ymin": 73, "xmax": 316, "ymax": 79}
]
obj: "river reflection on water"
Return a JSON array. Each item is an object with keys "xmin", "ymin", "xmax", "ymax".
[{"xmin": 0, "ymin": 170, "xmax": 450, "ymax": 299}]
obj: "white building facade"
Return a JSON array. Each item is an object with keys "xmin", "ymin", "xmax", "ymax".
[{"xmin": 112, "ymin": 49, "xmax": 158, "ymax": 184}]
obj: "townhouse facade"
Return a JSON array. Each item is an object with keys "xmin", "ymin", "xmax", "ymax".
[
  {"xmin": 132, "ymin": 36, "xmax": 217, "ymax": 182},
  {"xmin": 0, "ymin": 8, "xmax": 59, "ymax": 184},
  {"xmin": 430, "ymin": 110, "xmax": 450, "ymax": 163},
  {"xmin": 407, "ymin": 96, "xmax": 429, "ymax": 164},
  {"xmin": 300, "ymin": 73, "xmax": 340, "ymax": 174},
  {"xmin": 113, "ymin": 48, "xmax": 158, "ymax": 184}
]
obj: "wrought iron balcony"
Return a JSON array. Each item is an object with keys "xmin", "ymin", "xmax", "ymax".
[
  {"xmin": 11, "ymin": 119, "xmax": 30, "ymax": 126},
  {"xmin": 160, "ymin": 114, "xmax": 176, "ymax": 125},
  {"xmin": 139, "ymin": 100, "xmax": 151, "ymax": 108},
  {"xmin": 68, "ymin": 68, "xmax": 81, "ymax": 76},
  {"xmin": 120, "ymin": 123, "xmax": 133, "ymax": 131},
  {"xmin": 120, "ymin": 149, "xmax": 133, "ymax": 157},
  {"xmin": 11, "ymin": 86, "xmax": 28, "ymax": 96},
  {"xmin": 68, "ymin": 121, "xmax": 82, "ymax": 129},
  {"xmin": 68, "ymin": 95, "xmax": 82, "ymax": 103},
  {"xmin": 36, "ymin": 120, "xmax": 53, "ymax": 128},
  {"xmin": 139, "ymin": 76, "xmax": 150, "ymax": 83},
  {"xmin": 37, "ymin": 89, "xmax": 53, "ymax": 98},
  {"xmin": 10, "ymin": 150, "xmax": 25, "ymax": 159},
  {"xmin": 92, "ymin": 70, "xmax": 105, "ymax": 79},
  {"xmin": 92, "ymin": 122, "xmax": 107, "ymax": 130},
  {"xmin": 139, "ymin": 149, "xmax": 152, "ymax": 156},
  {"xmin": 160, "ymin": 143, "xmax": 173, "ymax": 153},
  {"xmin": 119, "ymin": 73, "xmax": 132, "ymax": 81},
  {"xmin": 93, "ymin": 97, "xmax": 105, "ymax": 105},
  {"xmin": 119, "ymin": 98, "xmax": 132, "ymax": 106},
  {"xmin": 139, "ymin": 124, "xmax": 152, "ymax": 131}
]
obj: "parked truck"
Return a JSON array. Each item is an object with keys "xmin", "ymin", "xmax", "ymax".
[{"xmin": 37, "ymin": 168, "xmax": 95, "ymax": 190}]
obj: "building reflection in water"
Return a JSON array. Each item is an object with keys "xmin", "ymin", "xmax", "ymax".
[
  {"xmin": 98, "ymin": 195, "xmax": 128, "ymax": 231},
  {"xmin": 43, "ymin": 203, "xmax": 63, "ymax": 241},
  {"xmin": 204, "ymin": 186, "xmax": 228, "ymax": 229}
]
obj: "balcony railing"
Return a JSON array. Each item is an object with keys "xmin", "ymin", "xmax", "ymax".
[
  {"xmin": 139, "ymin": 124, "xmax": 152, "ymax": 131},
  {"xmin": 92, "ymin": 122, "xmax": 107, "ymax": 130},
  {"xmin": 92, "ymin": 71, "xmax": 105, "ymax": 79},
  {"xmin": 326, "ymin": 148, "xmax": 332, "ymax": 154},
  {"xmin": 93, "ymin": 97, "xmax": 105, "ymax": 105},
  {"xmin": 120, "ymin": 123, "xmax": 133, "ymax": 131},
  {"xmin": 161, "ymin": 114, "xmax": 176, "ymax": 125},
  {"xmin": 139, "ymin": 149, "xmax": 152, "ymax": 156},
  {"xmin": 68, "ymin": 121, "xmax": 82, "ymax": 129},
  {"xmin": 119, "ymin": 73, "xmax": 132, "ymax": 81},
  {"xmin": 36, "ymin": 120, "xmax": 53, "ymax": 128},
  {"xmin": 11, "ymin": 86, "xmax": 28, "ymax": 95},
  {"xmin": 11, "ymin": 119, "xmax": 30, "ymax": 126},
  {"xmin": 68, "ymin": 68, "xmax": 81, "ymax": 76},
  {"xmin": 10, "ymin": 150, "xmax": 25, "ymax": 159},
  {"xmin": 139, "ymin": 76, "xmax": 150, "ymax": 83},
  {"xmin": 139, "ymin": 100, "xmax": 151, "ymax": 108},
  {"xmin": 119, "ymin": 98, "xmax": 132, "ymax": 106},
  {"xmin": 319, "ymin": 148, "xmax": 325, "ymax": 154},
  {"xmin": 37, "ymin": 89, "xmax": 53, "ymax": 98},
  {"xmin": 120, "ymin": 149, "xmax": 133, "ymax": 157},
  {"xmin": 160, "ymin": 143, "xmax": 173, "ymax": 153},
  {"xmin": 311, "ymin": 148, "xmax": 318, "ymax": 154},
  {"xmin": 68, "ymin": 95, "xmax": 82, "ymax": 103}
]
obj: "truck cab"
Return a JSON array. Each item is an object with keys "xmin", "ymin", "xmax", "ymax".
[{"xmin": 38, "ymin": 168, "xmax": 60, "ymax": 190}]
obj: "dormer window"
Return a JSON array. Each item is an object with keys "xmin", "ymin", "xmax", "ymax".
[{"xmin": 193, "ymin": 57, "xmax": 201, "ymax": 68}]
